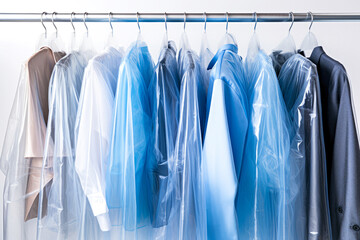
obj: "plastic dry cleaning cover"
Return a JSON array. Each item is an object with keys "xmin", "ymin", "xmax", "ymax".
[
  {"xmin": 237, "ymin": 47, "xmax": 291, "ymax": 240},
  {"xmin": 277, "ymin": 54, "xmax": 332, "ymax": 240},
  {"xmin": 146, "ymin": 40, "xmax": 180, "ymax": 231},
  {"xmin": 159, "ymin": 32, "xmax": 207, "ymax": 240},
  {"xmin": 105, "ymin": 41, "xmax": 155, "ymax": 238},
  {"xmin": 203, "ymin": 42, "xmax": 249, "ymax": 240},
  {"xmin": 36, "ymin": 51, "xmax": 90, "ymax": 240},
  {"xmin": 74, "ymin": 47, "xmax": 123, "ymax": 239},
  {"xmin": 0, "ymin": 47, "xmax": 65, "ymax": 240}
]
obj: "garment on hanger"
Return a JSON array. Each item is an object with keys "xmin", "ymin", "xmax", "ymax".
[
  {"xmin": 75, "ymin": 47, "xmax": 123, "ymax": 238},
  {"xmin": 0, "ymin": 47, "xmax": 65, "ymax": 240},
  {"xmin": 237, "ymin": 49, "xmax": 291, "ymax": 240},
  {"xmin": 278, "ymin": 54, "xmax": 332, "ymax": 240},
  {"xmin": 163, "ymin": 34, "xmax": 207, "ymax": 240},
  {"xmin": 36, "ymin": 51, "xmax": 89, "ymax": 240},
  {"xmin": 310, "ymin": 46, "xmax": 360, "ymax": 240},
  {"xmin": 105, "ymin": 41, "xmax": 154, "ymax": 239},
  {"xmin": 199, "ymin": 32, "xmax": 214, "ymax": 102},
  {"xmin": 203, "ymin": 43, "xmax": 249, "ymax": 240},
  {"xmin": 147, "ymin": 40, "xmax": 180, "ymax": 230}
]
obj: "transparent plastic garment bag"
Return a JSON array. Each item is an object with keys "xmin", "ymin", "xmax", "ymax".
[
  {"xmin": 74, "ymin": 47, "xmax": 123, "ymax": 240},
  {"xmin": 277, "ymin": 54, "xmax": 332, "ymax": 240},
  {"xmin": 161, "ymin": 32, "xmax": 207, "ymax": 240},
  {"xmin": 146, "ymin": 35, "xmax": 180, "ymax": 235},
  {"xmin": 199, "ymin": 32, "xmax": 214, "ymax": 97},
  {"xmin": 105, "ymin": 39, "xmax": 155, "ymax": 239},
  {"xmin": 36, "ymin": 51, "xmax": 90, "ymax": 240},
  {"xmin": 203, "ymin": 33, "xmax": 249, "ymax": 240},
  {"xmin": 1, "ymin": 46, "xmax": 65, "ymax": 240},
  {"xmin": 236, "ymin": 32, "xmax": 292, "ymax": 240}
]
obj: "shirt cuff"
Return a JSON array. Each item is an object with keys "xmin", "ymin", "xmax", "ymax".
[{"xmin": 96, "ymin": 213, "xmax": 111, "ymax": 231}]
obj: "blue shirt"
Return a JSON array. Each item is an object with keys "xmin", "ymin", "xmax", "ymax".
[{"xmin": 203, "ymin": 44, "xmax": 249, "ymax": 240}]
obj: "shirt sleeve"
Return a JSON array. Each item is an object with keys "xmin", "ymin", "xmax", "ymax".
[{"xmin": 75, "ymin": 68, "xmax": 113, "ymax": 231}]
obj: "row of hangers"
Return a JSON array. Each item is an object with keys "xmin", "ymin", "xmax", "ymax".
[{"xmin": 36, "ymin": 11, "xmax": 319, "ymax": 58}]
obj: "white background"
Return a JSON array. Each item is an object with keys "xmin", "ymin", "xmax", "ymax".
[{"xmin": 0, "ymin": 0, "xmax": 360, "ymax": 238}]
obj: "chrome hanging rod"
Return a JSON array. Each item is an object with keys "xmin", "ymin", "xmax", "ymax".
[{"xmin": 0, "ymin": 12, "xmax": 360, "ymax": 23}]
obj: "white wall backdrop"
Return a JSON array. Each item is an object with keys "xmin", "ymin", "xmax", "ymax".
[{"xmin": 0, "ymin": 0, "xmax": 360, "ymax": 238}]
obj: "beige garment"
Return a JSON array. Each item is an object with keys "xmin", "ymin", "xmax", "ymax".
[{"xmin": 24, "ymin": 47, "xmax": 65, "ymax": 221}]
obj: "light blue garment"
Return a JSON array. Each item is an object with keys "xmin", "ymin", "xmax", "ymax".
[
  {"xmin": 203, "ymin": 44, "xmax": 249, "ymax": 240},
  {"xmin": 147, "ymin": 41, "xmax": 180, "ymax": 230},
  {"xmin": 164, "ymin": 46, "xmax": 207, "ymax": 240},
  {"xmin": 37, "ymin": 52, "xmax": 89, "ymax": 240},
  {"xmin": 106, "ymin": 41, "xmax": 154, "ymax": 236},
  {"xmin": 236, "ymin": 50, "xmax": 291, "ymax": 240},
  {"xmin": 75, "ymin": 47, "xmax": 123, "ymax": 239}
]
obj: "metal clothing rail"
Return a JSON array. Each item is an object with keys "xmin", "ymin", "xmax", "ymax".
[{"xmin": 0, "ymin": 12, "xmax": 360, "ymax": 23}]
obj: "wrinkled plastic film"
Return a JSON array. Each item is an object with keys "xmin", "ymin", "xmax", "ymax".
[
  {"xmin": 105, "ymin": 41, "xmax": 154, "ymax": 239},
  {"xmin": 36, "ymin": 52, "xmax": 90, "ymax": 240},
  {"xmin": 269, "ymin": 33, "xmax": 296, "ymax": 75},
  {"xmin": 277, "ymin": 54, "xmax": 332, "ymax": 240},
  {"xmin": 74, "ymin": 47, "xmax": 123, "ymax": 239},
  {"xmin": 237, "ymin": 49, "xmax": 291, "ymax": 240},
  {"xmin": 162, "ymin": 41, "xmax": 207, "ymax": 239},
  {"xmin": 0, "ymin": 47, "xmax": 65, "ymax": 240},
  {"xmin": 146, "ymin": 40, "xmax": 180, "ymax": 235}
]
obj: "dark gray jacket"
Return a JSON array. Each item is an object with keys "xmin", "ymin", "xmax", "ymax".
[{"xmin": 310, "ymin": 46, "xmax": 360, "ymax": 240}]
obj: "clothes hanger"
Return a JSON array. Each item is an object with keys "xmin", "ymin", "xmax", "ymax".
[
  {"xmin": 247, "ymin": 12, "xmax": 261, "ymax": 60},
  {"xmin": 160, "ymin": 12, "xmax": 169, "ymax": 49},
  {"xmin": 67, "ymin": 12, "xmax": 78, "ymax": 51},
  {"xmin": 79, "ymin": 12, "xmax": 94, "ymax": 53},
  {"xmin": 180, "ymin": 12, "xmax": 191, "ymax": 50},
  {"xmin": 219, "ymin": 12, "xmax": 237, "ymax": 47},
  {"xmin": 273, "ymin": 11, "xmax": 297, "ymax": 55},
  {"xmin": 299, "ymin": 12, "xmax": 319, "ymax": 57}
]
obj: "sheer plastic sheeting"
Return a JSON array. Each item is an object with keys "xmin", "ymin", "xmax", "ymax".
[
  {"xmin": 105, "ymin": 41, "xmax": 154, "ymax": 239},
  {"xmin": 237, "ymin": 49, "xmax": 291, "ymax": 240},
  {"xmin": 162, "ymin": 33, "xmax": 207, "ymax": 240},
  {"xmin": 203, "ymin": 43, "xmax": 249, "ymax": 240},
  {"xmin": 0, "ymin": 47, "xmax": 65, "ymax": 240},
  {"xmin": 146, "ymin": 40, "xmax": 180, "ymax": 233},
  {"xmin": 36, "ymin": 52, "xmax": 90, "ymax": 240},
  {"xmin": 74, "ymin": 47, "xmax": 123, "ymax": 239},
  {"xmin": 199, "ymin": 32, "xmax": 214, "ymax": 98},
  {"xmin": 277, "ymin": 54, "xmax": 332, "ymax": 240}
]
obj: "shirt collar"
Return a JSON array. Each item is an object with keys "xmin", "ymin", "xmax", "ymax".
[{"xmin": 309, "ymin": 46, "xmax": 325, "ymax": 65}]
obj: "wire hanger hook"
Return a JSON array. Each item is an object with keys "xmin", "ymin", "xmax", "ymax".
[
  {"xmin": 136, "ymin": 12, "xmax": 141, "ymax": 32},
  {"xmin": 203, "ymin": 12, "xmax": 207, "ymax": 33},
  {"xmin": 253, "ymin": 12, "xmax": 258, "ymax": 31},
  {"xmin": 70, "ymin": 12, "xmax": 76, "ymax": 33},
  {"xmin": 109, "ymin": 12, "xmax": 113, "ymax": 36},
  {"xmin": 164, "ymin": 12, "xmax": 168, "ymax": 33},
  {"xmin": 289, "ymin": 12, "xmax": 294, "ymax": 33},
  {"xmin": 41, "ymin": 12, "xmax": 47, "ymax": 38},
  {"xmin": 308, "ymin": 11, "xmax": 314, "ymax": 31},
  {"xmin": 52, "ymin": 12, "xmax": 58, "ymax": 37},
  {"xmin": 184, "ymin": 12, "xmax": 186, "ymax": 31},
  {"xmin": 83, "ymin": 12, "xmax": 88, "ymax": 37},
  {"xmin": 225, "ymin": 12, "xmax": 229, "ymax": 33}
]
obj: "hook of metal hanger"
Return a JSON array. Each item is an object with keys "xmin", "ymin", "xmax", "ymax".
[
  {"xmin": 184, "ymin": 12, "xmax": 186, "ymax": 31},
  {"xmin": 253, "ymin": 12, "xmax": 258, "ymax": 31},
  {"xmin": 164, "ymin": 12, "xmax": 168, "ymax": 33},
  {"xmin": 136, "ymin": 12, "xmax": 141, "ymax": 32},
  {"xmin": 225, "ymin": 12, "xmax": 229, "ymax": 33},
  {"xmin": 70, "ymin": 12, "xmax": 76, "ymax": 33},
  {"xmin": 41, "ymin": 12, "xmax": 47, "ymax": 38},
  {"xmin": 308, "ymin": 11, "xmax": 314, "ymax": 31},
  {"xmin": 83, "ymin": 12, "xmax": 88, "ymax": 36},
  {"xmin": 289, "ymin": 12, "xmax": 294, "ymax": 33},
  {"xmin": 52, "ymin": 12, "xmax": 58, "ymax": 37},
  {"xmin": 203, "ymin": 12, "xmax": 207, "ymax": 33},
  {"xmin": 109, "ymin": 12, "xmax": 113, "ymax": 36}
]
